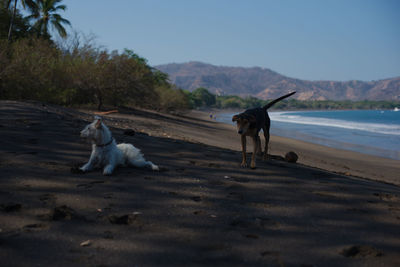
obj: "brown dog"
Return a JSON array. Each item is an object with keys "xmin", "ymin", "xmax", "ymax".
[{"xmin": 232, "ymin": 92, "xmax": 296, "ymax": 168}]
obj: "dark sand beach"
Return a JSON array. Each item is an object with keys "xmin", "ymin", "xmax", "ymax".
[{"xmin": 1, "ymin": 101, "xmax": 399, "ymax": 266}]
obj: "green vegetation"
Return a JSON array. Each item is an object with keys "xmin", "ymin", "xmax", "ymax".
[
  {"xmin": 187, "ymin": 88, "xmax": 400, "ymax": 110},
  {"xmin": 4, "ymin": 0, "xmax": 70, "ymax": 41},
  {"xmin": 0, "ymin": 38, "xmax": 191, "ymax": 110},
  {"xmin": 0, "ymin": 0, "xmax": 191, "ymax": 111},
  {"xmin": 26, "ymin": 0, "xmax": 71, "ymax": 39},
  {"xmin": 187, "ymin": 87, "xmax": 216, "ymax": 107},
  {"xmin": 1, "ymin": 0, "xmax": 31, "ymax": 40},
  {"xmin": 1, "ymin": 1, "xmax": 398, "ymax": 112}
]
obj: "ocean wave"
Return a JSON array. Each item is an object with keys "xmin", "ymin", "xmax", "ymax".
[{"xmin": 269, "ymin": 112, "xmax": 400, "ymax": 136}]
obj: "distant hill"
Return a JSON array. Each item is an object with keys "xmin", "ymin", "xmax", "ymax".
[{"xmin": 155, "ymin": 62, "xmax": 400, "ymax": 101}]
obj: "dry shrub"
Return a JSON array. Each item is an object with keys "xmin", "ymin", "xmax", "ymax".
[{"xmin": 0, "ymin": 37, "xmax": 190, "ymax": 111}]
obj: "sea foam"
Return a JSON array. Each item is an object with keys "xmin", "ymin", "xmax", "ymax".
[{"xmin": 269, "ymin": 112, "xmax": 400, "ymax": 136}]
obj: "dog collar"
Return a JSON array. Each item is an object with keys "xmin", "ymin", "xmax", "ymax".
[{"xmin": 97, "ymin": 138, "xmax": 114, "ymax": 147}]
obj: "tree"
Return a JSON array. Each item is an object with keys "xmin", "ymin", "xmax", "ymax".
[
  {"xmin": 151, "ymin": 69, "xmax": 169, "ymax": 86},
  {"xmin": 4, "ymin": 0, "xmax": 34, "ymax": 41},
  {"xmin": 191, "ymin": 87, "xmax": 216, "ymax": 107},
  {"xmin": 1, "ymin": 1, "xmax": 29, "ymax": 40},
  {"xmin": 242, "ymin": 96, "xmax": 263, "ymax": 108},
  {"xmin": 220, "ymin": 97, "xmax": 241, "ymax": 109},
  {"xmin": 26, "ymin": 0, "xmax": 70, "ymax": 39}
]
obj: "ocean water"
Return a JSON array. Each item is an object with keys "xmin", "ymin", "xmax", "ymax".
[{"xmin": 216, "ymin": 109, "xmax": 400, "ymax": 160}]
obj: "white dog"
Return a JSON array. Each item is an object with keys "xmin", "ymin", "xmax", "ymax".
[{"xmin": 80, "ymin": 116, "xmax": 159, "ymax": 175}]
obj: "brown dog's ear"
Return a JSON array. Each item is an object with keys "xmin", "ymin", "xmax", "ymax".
[
  {"xmin": 232, "ymin": 115, "xmax": 239, "ymax": 122},
  {"xmin": 95, "ymin": 119, "xmax": 102, "ymax": 129}
]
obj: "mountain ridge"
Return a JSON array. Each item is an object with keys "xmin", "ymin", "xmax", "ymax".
[{"xmin": 155, "ymin": 61, "xmax": 400, "ymax": 101}]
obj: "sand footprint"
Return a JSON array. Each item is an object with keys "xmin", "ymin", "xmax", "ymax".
[
  {"xmin": 23, "ymin": 223, "xmax": 49, "ymax": 232},
  {"xmin": 39, "ymin": 193, "xmax": 57, "ymax": 204},
  {"xmin": 341, "ymin": 245, "xmax": 383, "ymax": 258},
  {"xmin": 76, "ymin": 180, "xmax": 105, "ymax": 189},
  {"xmin": 0, "ymin": 203, "xmax": 22, "ymax": 212}
]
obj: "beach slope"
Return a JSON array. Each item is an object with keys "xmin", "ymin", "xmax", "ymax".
[{"xmin": 0, "ymin": 101, "xmax": 399, "ymax": 266}]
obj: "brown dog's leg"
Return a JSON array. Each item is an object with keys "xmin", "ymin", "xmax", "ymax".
[
  {"xmin": 263, "ymin": 127, "xmax": 270, "ymax": 160},
  {"xmin": 256, "ymin": 135, "xmax": 262, "ymax": 156},
  {"xmin": 250, "ymin": 135, "xmax": 258, "ymax": 169},
  {"xmin": 241, "ymin": 135, "xmax": 247, "ymax": 167}
]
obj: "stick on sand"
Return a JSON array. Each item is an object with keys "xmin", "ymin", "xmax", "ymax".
[{"xmin": 93, "ymin": 110, "xmax": 118, "ymax": 115}]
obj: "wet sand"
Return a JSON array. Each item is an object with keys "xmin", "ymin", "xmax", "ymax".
[{"xmin": 0, "ymin": 101, "xmax": 399, "ymax": 266}]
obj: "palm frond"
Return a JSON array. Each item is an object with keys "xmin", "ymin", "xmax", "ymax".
[
  {"xmin": 25, "ymin": 14, "xmax": 39, "ymax": 20},
  {"xmin": 52, "ymin": 13, "xmax": 70, "ymax": 25},
  {"xmin": 21, "ymin": 0, "xmax": 37, "ymax": 12},
  {"xmin": 51, "ymin": 19, "xmax": 66, "ymax": 38},
  {"xmin": 54, "ymin": 4, "xmax": 66, "ymax": 11}
]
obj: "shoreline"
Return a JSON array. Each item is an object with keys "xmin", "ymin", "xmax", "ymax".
[
  {"xmin": 214, "ymin": 109, "xmax": 400, "ymax": 161},
  {"xmin": 206, "ymin": 111, "xmax": 400, "ymax": 185},
  {"xmin": 182, "ymin": 109, "xmax": 400, "ymax": 186}
]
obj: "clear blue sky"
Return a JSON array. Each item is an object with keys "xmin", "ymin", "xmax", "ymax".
[{"xmin": 58, "ymin": 0, "xmax": 399, "ymax": 81}]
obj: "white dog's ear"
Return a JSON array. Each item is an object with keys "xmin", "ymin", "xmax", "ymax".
[{"xmin": 95, "ymin": 119, "xmax": 102, "ymax": 129}]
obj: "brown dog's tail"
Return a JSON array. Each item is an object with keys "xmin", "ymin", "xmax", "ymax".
[{"xmin": 263, "ymin": 92, "xmax": 296, "ymax": 110}]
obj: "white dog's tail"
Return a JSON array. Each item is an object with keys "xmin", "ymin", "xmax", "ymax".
[
  {"xmin": 147, "ymin": 161, "xmax": 159, "ymax": 171},
  {"xmin": 118, "ymin": 143, "xmax": 159, "ymax": 171},
  {"xmin": 131, "ymin": 158, "xmax": 159, "ymax": 171}
]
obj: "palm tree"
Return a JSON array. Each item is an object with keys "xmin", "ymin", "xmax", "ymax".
[
  {"xmin": 6, "ymin": 0, "xmax": 35, "ymax": 41},
  {"xmin": 27, "ymin": 0, "xmax": 70, "ymax": 39}
]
